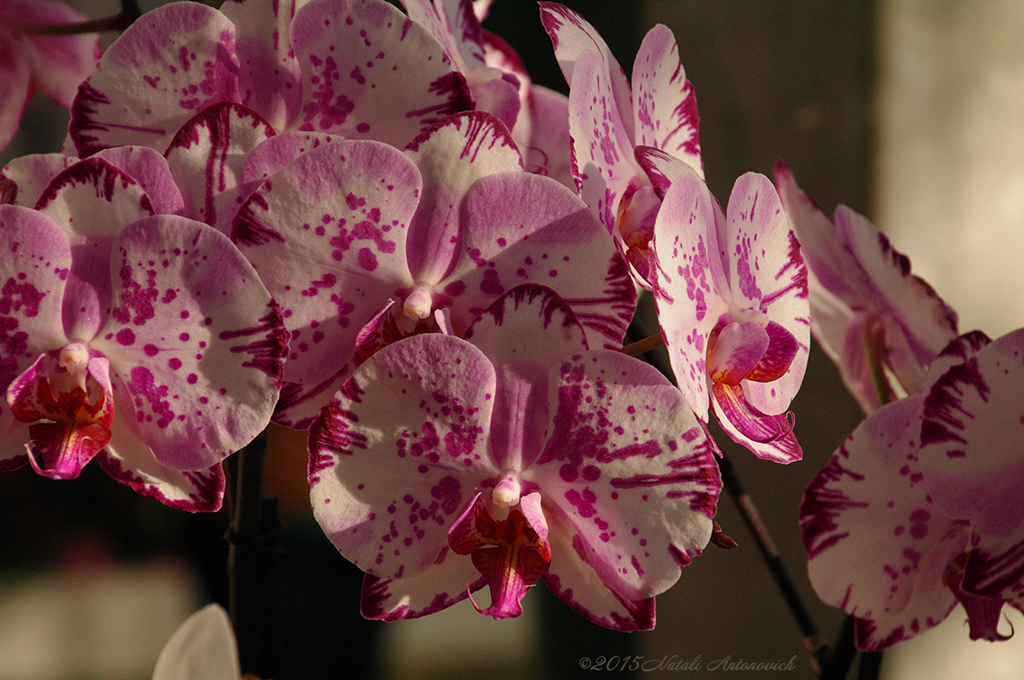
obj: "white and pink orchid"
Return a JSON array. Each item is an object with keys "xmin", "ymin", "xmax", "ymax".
[
  {"xmin": 651, "ymin": 170, "xmax": 809, "ymax": 463},
  {"xmin": 309, "ymin": 284, "xmax": 721, "ymax": 629},
  {"xmin": 801, "ymin": 329, "xmax": 1024, "ymax": 649},
  {"xmin": 540, "ymin": 2, "xmax": 701, "ymax": 283},
  {"xmin": 775, "ymin": 162, "xmax": 959, "ymax": 413},
  {"xmin": 232, "ymin": 112, "xmax": 635, "ymax": 428},
  {"xmin": 0, "ymin": 155, "xmax": 286, "ymax": 510},
  {"xmin": 0, "ymin": 0, "xmax": 102, "ymax": 153}
]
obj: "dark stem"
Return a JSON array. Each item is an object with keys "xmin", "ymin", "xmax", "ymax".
[
  {"xmin": 16, "ymin": 0, "xmax": 141, "ymax": 35},
  {"xmin": 820, "ymin": 614, "xmax": 857, "ymax": 680},
  {"xmin": 717, "ymin": 452, "xmax": 827, "ymax": 676},
  {"xmin": 226, "ymin": 429, "xmax": 281, "ymax": 679},
  {"xmin": 621, "ymin": 331, "xmax": 664, "ymax": 357}
]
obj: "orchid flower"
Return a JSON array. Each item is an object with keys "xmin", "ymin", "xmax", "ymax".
[
  {"xmin": 309, "ymin": 284, "xmax": 721, "ymax": 629},
  {"xmin": 400, "ymin": 0, "xmax": 573, "ymax": 186},
  {"xmin": 540, "ymin": 2, "xmax": 701, "ymax": 284},
  {"xmin": 68, "ymin": 0, "xmax": 473, "ymax": 158},
  {"xmin": 800, "ymin": 329, "xmax": 1024, "ymax": 649},
  {"xmin": 152, "ymin": 605, "xmax": 240, "ymax": 680},
  {"xmin": 232, "ymin": 112, "xmax": 635, "ymax": 428},
  {"xmin": 775, "ymin": 162, "xmax": 959, "ymax": 413},
  {"xmin": 651, "ymin": 169, "xmax": 809, "ymax": 463},
  {"xmin": 0, "ymin": 0, "xmax": 101, "ymax": 153},
  {"xmin": 1, "ymin": 155, "xmax": 286, "ymax": 510}
]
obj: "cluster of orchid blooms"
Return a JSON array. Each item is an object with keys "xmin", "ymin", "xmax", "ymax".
[{"xmin": 2, "ymin": 0, "xmax": 1022, "ymax": 664}]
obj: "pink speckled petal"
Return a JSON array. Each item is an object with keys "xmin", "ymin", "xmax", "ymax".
[
  {"xmin": 360, "ymin": 550, "xmax": 486, "ymax": 620},
  {"xmin": 404, "ymin": 111, "xmax": 522, "ymax": 284},
  {"xmin": 724, "ymin": 173, "xmax": 809, "ymax": 416},
  {"xmin": 69, "ymin": 3, "xmax": 241, "ymax": 157},
  {"xmin": 707, "ymin": 321, "xmax": 769, "ymax": 385},
  {"xmin": 463, "ymin": 284, "xmax": 588, "ymax": 471},
  {"xmin": 800, "ymin": 396, "xmax": 968, "ymax": 647},
  {"xmin": 542, "ymin": 510, "xmax": 655, "ymax": 631},
  {"xmin": 309, "ymin": 333, "xmax": 498, "ymax": 580},
  {"xmin": 650, "ymin": 171, "xmax": 729, "ymax": 418},
  {"xmin": 291, "ymin": 0, "xmax": 472, "ymax": 145},
  {"xmin": 401, "ymin": 0, "xmax": 487, "ymax": 73},
  {"xmin": 92, "ymin": 215, "xmax": 284, "ymax": 470},
  {"xmin": 634, "ymin": 145, "xmax": 700, "ymax": 200},
  {"xmin": 164, "ymin": 102, "xmax": 276, "ymax": 234},
  {"xmin": 93, "ymin": 146, "xmax": 185, "ymax": 216},
  {"xmin": 920, "ymin": 328, "xmax": 1024, "ymax": 604},
  {"xmin": 0, "ymin": 154, "xmax": 78, "ymax": 208},
  {"xmin": 567, "ymin": 49, "xmax": 636, "ymax": 230},
  {"xmin": 631, "ymin": 25, "xmax": 701, "ymax": 178},
  {"xmin": 446, "ymin": 171, "xmax": 635, "ymax": 348},
  {"xmin": 530, "ymin": 351, "xmax": 720, "ymax": 602},
  {"xmin": 538, "ymin": 2, "xmax": 632, "ymax": 142},
  {"xmin": 220, "ymin": 0, "xmax": 303, "ymax": 130},
  {"xmin": 232, "ymin": 139, "xmax": 420, "ymax": 388},
  {"xmin": 36, "ymin": 158, "xmax": 155, "ymax": 341}
]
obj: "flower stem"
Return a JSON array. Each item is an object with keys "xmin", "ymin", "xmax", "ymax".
[
  {"xmin": 226, "ymin": 429, "xmax": 282, "ymax": 679},
  {"xmin": 717, "ymin": 452, "xmax": 827, "ymax": 675},
  {"xmin": 621, "ymin": 331, "xmax": 664, "ymax": 357}
]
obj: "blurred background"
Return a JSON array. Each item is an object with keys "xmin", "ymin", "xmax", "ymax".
[{"xmin": 1, "ymin": 0, "xmax": 1022, "ymax": 678}]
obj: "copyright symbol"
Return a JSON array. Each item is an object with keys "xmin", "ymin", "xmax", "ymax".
[{"xmin": 580, "ymin": 657, "xmax": 592, "ymax": 669}]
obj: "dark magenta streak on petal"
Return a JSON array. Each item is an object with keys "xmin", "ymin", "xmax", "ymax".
[
  {"xmin": 799, "ymin": 446, "xmax": 869, "ymax": 559},
  {"xmin": 963, "ymin": 538, "xmax": 1024, "ymax": 600},
  {"xmin": 596, "ymin": 439, "xmax": 661, "ymax": 463},
  {"xmin": 232, "ymin": 192, "xmax": 286, "ymax": 246},
  {"xmin": 760, "ymin": 231, "xmax": 809, "ymax": 306},
  {"xmin": 219, "ymin": 304, "xmax": 288, "ymax": 382},
  {"xmin": 921, "ymin": 357, "xmax": 988, "ymax": 447},
  {"xmin": 308, "ymin": 384, "xmax": 367, "ymax": 486},
  {"xmin": 71, "ymin": 81, "xmax": 168, "ymax": 158},
  {"xmin": 97, "ymin": 452, "xmax": 224, "ymax": 511},
  {"xmin": 404, "ymin": 72, "xmax": 474, "ymax": 132}
]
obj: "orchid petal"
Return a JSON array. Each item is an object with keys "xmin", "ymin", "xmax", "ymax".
[
  {"xmin": 291, "ymin": 0, "xmax": 472, "ymax": 145},
  {"xmin": 0, "ymin": 154, "xmax": 77, "ymax": 208},
  {"xmin": 800, "ymin": 396, "xmax": 968, "ymax": 647},
  {"xmin": 748, "ymin": 320, "xmax": 800, "ymax": 383},
  {"xmin": 521, "ymin": 85, "xmax": 573, "ymax": 188},
  {"xmin": 151, "ymin": 604, "xmax": 239, "ymax": 680},
  {"xmin": 538, "ymin": 2, "xmax": 632, "ymax": 141},
  {"xmin": 240, "ymin": 130, "xmax": 342, "ymax": 189},
  {"xmin": 463, "ymin": 284, "xmax": 588, "ymax": 471},
  {"xmin": 446, "ymin": 171, "xmax": 636, "ymax": 348},
  {"xmin": 566, "ymin": 48, "xmax": 636, "ymax": 231},
  {"xmin": 220, "ymin": 0, "xmax": 304, "ymax": 131},
  {"xmin": 94, "ymin": 146, "xmax": 185, "ymax": 216},
  {"xmin": 710, "ymin": 381, "xmax": 801, "ymax": 463},
  {"xmin": 650, "ymin": 171, "xmax": 730, "ymax": 418},
  {"xmin": 530, "ymin": 351, "xmax": 719, "ymax": 602},
  {"xmin": 164, "ymin": 102, "xmax": 276, "ymax": 234},
  {"xmin": 69, "ymin": 3, "xmax": 241, "ymax": 157},
  {"xmin": 634, "ymin": 145, "xmax": 700, "ymax": 200},
  {"xmin": 0, "ymin": 30, "xmax": 31, "ymax": 154},
  {"xmin": 36, "ymin": 158, "xmax": 154, "ymax": 341},
  {"xmin": 631, "ymin": 25, "xmax": 701, "ymax": 178},
  {"xmin": 232, "ymin": 139, "xmax": 420, "ymax": 387},
  {"xmin": 919, "ymin": 328, "xmax": 1024, "ymax": 605},
  {"xmin": 404, "ymin": 111, "xmax": 522, "ymax": 284},
  {"xmin": 542, "ymin": 510, "xmax": 656, "ymax": 631},
  {"xmin": 92, "ymin": 215, "xmax": 284, "ymax": 470},
  {"xmin": 97, "ymin": 444, "xmax": 225, "ymax": 513},
  {"xmin": 706, "ymin": 321, "xmax": 769, "ymax": 385},
  {"xmin": 309, "ymin": 334, "xmax": 498, "ymax": 581},
  {"xmin": 360, "ymin": 551, "xmax": 486, "ymax": 620}
]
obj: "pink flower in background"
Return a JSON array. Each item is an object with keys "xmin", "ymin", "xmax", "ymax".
[
  {"xmin": 309, "ymin": 285, "xmax": 720, "ymax": 629},
  {"xmin": 801, "ymin": 330, "xmax": 1024, "ymax": 649},
  {"xmin": 0, "ymin": 0, "xmax": 101, "ymax": 153},
  {"xmin": 651, "ymin": 170, "xmax": 809, "ymax": 463},
  {"xmin": 232, "ymin": 112, "xmax": 635, "ymax": 428},
  {"xmin": 541, "ymin": 2, "xmax": 701, "ymax": 283},
  {"xmin": 774, "ymin": 162, "xmax": 959, "ymax": 413},
  {"xmin": 1, "ymin": 155, "xmax": 286, "ymax": 510}
]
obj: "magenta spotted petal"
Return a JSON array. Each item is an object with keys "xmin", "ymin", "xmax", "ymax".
[
  {"xmin": 234, "ymin": 113, "xmax": 633, "ymax": 428},
  {"xmin": 310, "ymin": 284, "xmax": 719, "ymax": 628},
  {"xmin": 652, "ymin": 171, "xmax": 809, "ymax": 462},
  {"xmin": 1, "ymin": 163, "xmax": 285, "ymax": 510}
]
